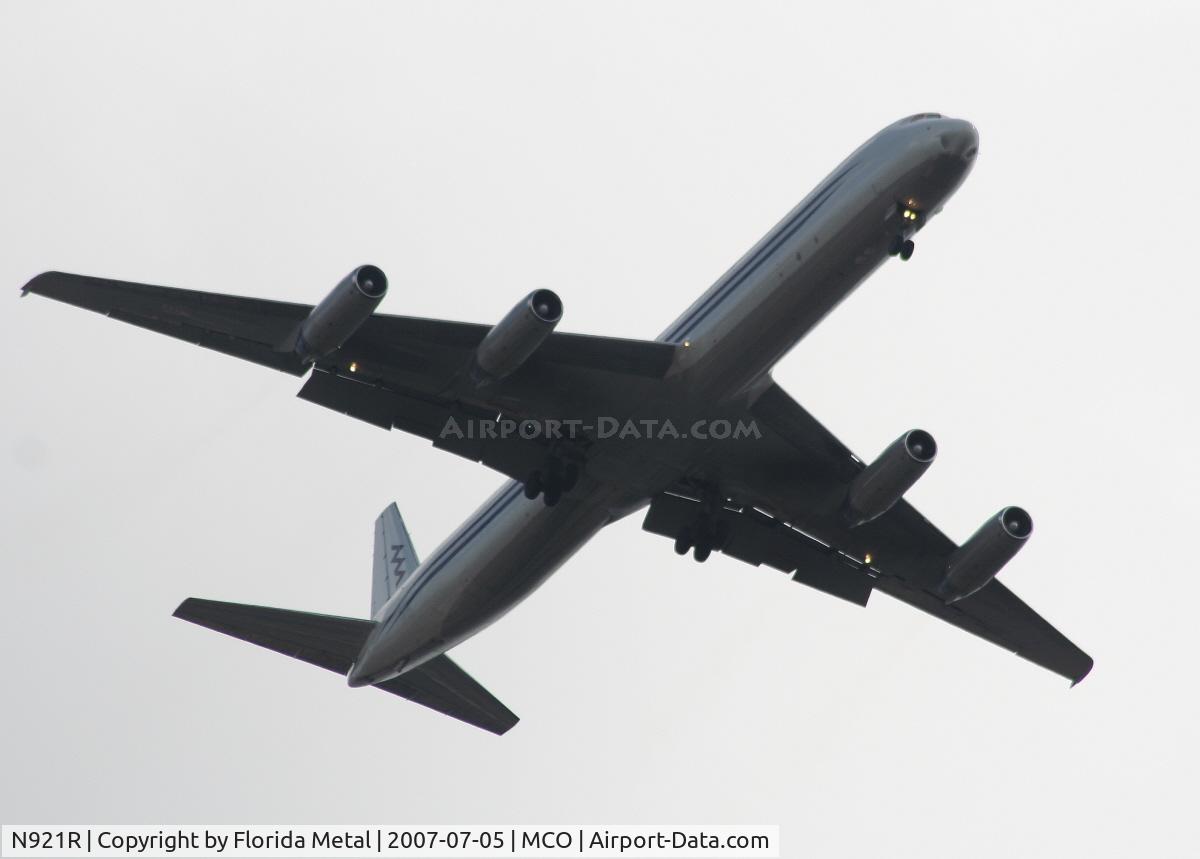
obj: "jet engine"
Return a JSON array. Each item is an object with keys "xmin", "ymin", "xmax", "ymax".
[
  {"xmin": 937, "ymin": 506, "xmax": 1033, "ymax": 603},
  {"xmin": 843, "ymin": 429, "xmax": 937, "ymax": 526},
  {"xmin": 474, "ymin": 289, "xmax": 563, "ymax": 381},
  {"xmin": 296, "ymin": 265, "xmax": 388, "ymax": 360}
]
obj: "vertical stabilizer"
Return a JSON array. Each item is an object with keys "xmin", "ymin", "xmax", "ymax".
[{"xmin": 372, "ymin": 503, "xmax": 420, "ymax": 617}]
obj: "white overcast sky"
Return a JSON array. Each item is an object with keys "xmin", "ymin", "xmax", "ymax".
[{"xmin": 2, "ymin": 1, "xmax": 1198, "ymax": 855}]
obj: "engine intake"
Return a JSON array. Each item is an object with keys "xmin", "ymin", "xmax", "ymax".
[
  {"xmin": 296, "ymin": 264, "xmax": 388, "ymax": 360},
  {"xmin": 937, "ymin": 506, "xmax": 1033, "ymax": 603},
  {"xmin": 843, "ymin": 429, "xmax": 937, "ymax": 526},
  {"xmin": 474, "ymin": 289, "xmax": 563, "ymax": 381}
]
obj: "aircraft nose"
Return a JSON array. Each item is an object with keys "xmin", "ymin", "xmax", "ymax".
[{"xmin": 939, "ymin": 119, "xmax": 979, "ymax": 161}]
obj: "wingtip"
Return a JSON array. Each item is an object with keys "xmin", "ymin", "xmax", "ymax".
[
  {"xmin": 492, "ymin": 715, "xmax": 520, "ymax": 736},
  {"xmin": 172, "ymin": 597, "xmax": 203, "ymax": 620},
  {"xmin": 20, "ymin": 271, "xmax": 70, "ymax": 298},
  {"xmin": 1070, "ymin": 655, "xmax": 1094, "ymax": 687},
  {"xmin": 20, "ymin": 272, "xmax": 48, "ymax": 297}
]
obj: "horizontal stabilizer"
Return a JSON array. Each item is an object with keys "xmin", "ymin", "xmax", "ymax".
[
  {"xmin": 173, "ymin": 598, "xmax": 369, "ymax": 673},
  {"xmin": 174, "ymin": 598, "xmax": 518, "ymax": 734},
  {"xmin": 375, "ymin": 655, "xmax": 519, "ymax": 735}
]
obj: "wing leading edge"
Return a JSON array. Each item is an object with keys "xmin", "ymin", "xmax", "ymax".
[
  {"xmin": 21, "ymin": 271, "xmax": 676, "ymax": 381},
  {"xmin": 22, "ymin": 270, "xmax": 678, "ymax": 485},
  {"xmin": 648, "ymin": 382, "xmax": 1092, "ymax": 685}
]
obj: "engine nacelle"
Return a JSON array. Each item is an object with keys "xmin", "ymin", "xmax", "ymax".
[
  {"xmin": 843, "ymin": 429, "xmax": 937, "ymax": 526},
  {"xmin": 937, "ymin": 506, "xmax": 1033, "ymax": 603},
  {"xmin": 296, "ymin": 264, "xmax": 388, "ymax": 360},
  {"xmin": 473, "ymin": 289, "xmax": 563, "ymax": 381}
]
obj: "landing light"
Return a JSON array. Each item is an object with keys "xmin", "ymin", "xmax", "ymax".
[
  {"xmin": 349, "ymin": 362, "xmax": 358, "ymax": 373},
  {"xmin": 864, "ymin": 553, "xmax": 873, "ymax": 565},
  {"xmin": 902, "ymin": 209, "xmax": 918, "ymax": 220}
]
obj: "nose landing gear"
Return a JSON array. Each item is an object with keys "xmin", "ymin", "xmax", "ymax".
[
  {"xmin": 890, "ymin": 203, "xmax": 920, "ymax": 260},
  {"xmin": 889, "ymin": 235, "xmax": 915, "ymax": 261}
]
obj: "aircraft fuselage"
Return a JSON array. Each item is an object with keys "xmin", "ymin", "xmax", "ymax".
[{"xmin": 347, "ymin": 114, "xmax": 979, "ymax": 687}]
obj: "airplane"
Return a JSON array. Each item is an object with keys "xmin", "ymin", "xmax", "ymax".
[{"xmin": 21, "ymin": 113, "xmax": 1091, "ymax": 735}]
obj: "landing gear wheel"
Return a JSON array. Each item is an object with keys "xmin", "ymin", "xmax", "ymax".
[
  {"xmin": 543, "ymin": 482, "xmax": 562, "ymax": 507},
  {"xmin": 693, "ymin": 541, "xmax": 712, "ymax": 563},
  {"xmin": 889, "ymin": 235, "xmax": 905, "ymax": 256},
  {"xmin": 899, "ymin": 239, "xmax": 915, "ymax": 261},
  {"xmin": 523, "ymin": 471, "xmax": 543, "ymax": 500},
  {"xmin": 674, "ymin": 528, "xmax": 693, "ymax": 556}
]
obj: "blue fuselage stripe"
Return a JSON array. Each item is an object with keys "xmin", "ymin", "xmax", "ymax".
[
  {"xmin": 661, "ymin": 161, "xmax": 857, "ymax": 344},
  {"xmin": 386, "ymin": 482, "xmax": 524, "ymax": 622}
]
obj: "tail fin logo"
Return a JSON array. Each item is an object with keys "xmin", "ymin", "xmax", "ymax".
[{"xmin": 389, "ymin": 544, "xmax": 410, "ymax": 585}]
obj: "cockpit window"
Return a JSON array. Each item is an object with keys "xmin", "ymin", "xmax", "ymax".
[{"xmin": 904, "ymin": 113, "xmax": 942, "ymax": 122}]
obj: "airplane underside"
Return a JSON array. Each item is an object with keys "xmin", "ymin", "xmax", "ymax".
[{"xmin": 22, "ymin": 113, "xmax": 1091, "ymax": 734}]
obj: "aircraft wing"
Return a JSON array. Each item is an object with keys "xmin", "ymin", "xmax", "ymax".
[
  {"xmin": 643, "ymin": 381, "xmax": 1093, "ymax": 685},
  {"xmin": 21, "ymin": 271, "xmax": 676, "ymax": 483}
]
